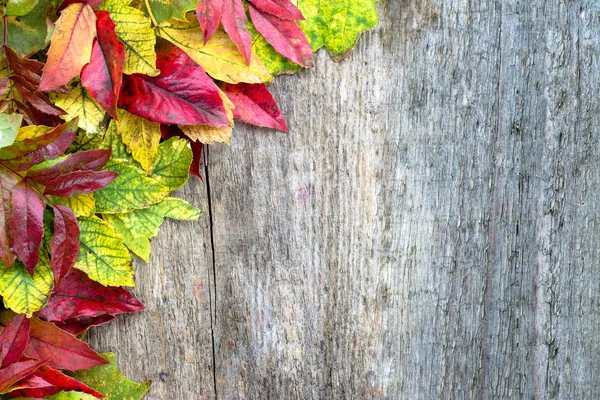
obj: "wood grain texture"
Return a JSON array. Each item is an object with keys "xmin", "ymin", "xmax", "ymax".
[{"xmin": 90, "ymin": 1, "xmax": 600, "ymax": 398}]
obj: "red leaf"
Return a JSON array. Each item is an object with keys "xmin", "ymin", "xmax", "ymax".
[
  {"xmin": 43, "ymin": 170, "xmax": 118, "ymax": 197},
  {"xmin": 4, "ymin": 48, "xmax": 64, "ymax": 117},
  {"xmin": 161, "ymin": 124, "xmax": 204, "ymax": 178},
  {"xmin": 248, "ymin": 5, "xmax": 313, "ymax": 68},
  {"xmin": 0, "ymin": 359, "xmax": 45, "ymax": 393},
  {"xmin": 196, "ymin": 0, "xmax": 223, "ymax": 44},
  {"xmin": 0, "ymin": 119, "xmax": 78, "ymax": 171},
  {"xmin": 56, "ymin": 315, "xmax": 115, "ymax": 335},
  {"xmin": 39, "ymin": 3, "xmax": 97, "ymax": 91},
  {"xmin": 38, "ymin": 269, "xmax": 144, "ymax": 323},
  {"xmin": 50, "ymin": 206, "xmax": 80, "ymax": 286},
  {"xmin": 248, "ymin": 0, "xmax": 304, "ymax": 20},
  {"xmin": 81, "ymin": 11, "xmax": 125, "ymax": 119},
  {"xmin": 221, "ymin": 0, "xmax": 252, "ymax": 64},
  {"xmin": 8, "ymin": 181, "xmax": 44, "ymax": 274},
  {"xmin": 27, "ymin": 149, "xmax": 112, "ymax": 186},
  {"xmin": 58, "ymin": 0, "xmax": 103, "ymax": 12},
  {"xmin": 118, "ymin": 38, "xmax": 229, "ymax": 126},
  {"xmin": 6, "ymin": 365, "xmax": 103, "ymax": 398},
  {"xmin": 24, "ymin": 317, "xmax": 107, "ymax": 371},
  {"xmin": 0, "ymin": 315, "xmax": 30, "ymax": 368},
  {"xmin": 221, "ymin": 83, "xmax": 288, "ymax": 131},
  {"xmin": 0, "ymin": 170, "xmax": 18, "ymax": 267}
]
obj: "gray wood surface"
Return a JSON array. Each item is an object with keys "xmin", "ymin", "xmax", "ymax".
[{"xmin": 89, "ymin": 1, "xmax": 600, "ymax": 398}]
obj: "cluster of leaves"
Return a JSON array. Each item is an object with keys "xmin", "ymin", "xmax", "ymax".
[{"xmin": 0, "ymin": 0, "xmax": 378, "ymax": 398}]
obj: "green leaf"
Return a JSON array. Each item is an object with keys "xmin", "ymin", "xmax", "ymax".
[
  {"xmin": 297, "ymin": 0, "xmax": 379, "ymax": 58},
  {"xmin": 147, "ymin": 0, "xmax": 197, "ymax": 24},
  {"xmin": 0, "ymin": 114, "xmax": 22, "ymax": 149},
  {"xmin": 250, "ymin": 24, "xmax": 301, "ymax": 76},
  {"xmin": 6, "ymin": 0, "xmax": 38, "ymax": 17},
  {"xmin": 94, "ymin": 160, "xmax": 169, "ymax": 213},
  {"xmin": 0, "ymin": 0, "xmax": 55, "ymax": 56},
  {"xmin": 76, "ymin": 216, "xmax": 135, "ymax": 287},
  {"xmin": 51, "ymin": 85, "xmax": 106, "ymax": 134},
  {"xmin": 104, "ymin": 197, "xmax": 201, "ymax": 261},
  {"xmin": 0, "ymin": 254, "xmax": 53, "ymax": 316},
  {"xmin": 101, "ymin": 120, "xmax": 134, "ymax": 163},
  {"xmin": 67, "ymin": 353, "xmax": 151, "ymax": 400},
  {"xmin": 150, "ymin": 137, "xmax": 193, "ymax": 191},
  {"xmin": 48, "ymin": 392, "xmax": 97, "ymax": 400},
  {"xmin": 98, "ymin": 0, "xmax": 159, "ymax": 76}
]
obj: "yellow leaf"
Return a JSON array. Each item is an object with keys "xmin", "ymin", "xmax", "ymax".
[
  {"xmin": 0, "ymin": 255, "xmax": 53, "ymax": 316},
  {"xmin": 157, "ymin": 18, "xmax": 272, "ymax": 84},
  {"xmin": 51, "ymin": 85, "xmax": 105, "ymax": 133},
  {"xmin": 179, "ymin": 89, "xmax": 234, "ymax": 145},
  {"xmin": 15, "ymin": 125, "xmax": 52, "ymax": 141},
  {"xmin": 116, "ymin": 109, "xmax": 161, "ymax": 173},
  {"xmin": 99, "ymin": 0, "xmax": 159, "ymax": 76},
  {"xmin": 50, "ymin": 194, "xmax": 96, "ymax": 217},
  {"xmin": 39, "ymin": 3, "xmax": 96, "ymax": 90}
]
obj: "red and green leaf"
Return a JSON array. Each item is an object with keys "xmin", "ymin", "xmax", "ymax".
[
  {"xmin": 248, "ymin": 4, "xmax": 313, "ymax": 67},
  {"xmin": 81, "ymin": 10, "xmax": 126, "ymax": 119},
  {"xmin": 118, "ymin": 38, "xmax": 229, "ymax": 126}
]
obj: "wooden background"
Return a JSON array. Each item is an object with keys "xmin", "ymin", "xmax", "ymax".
[{"xmin": 89, "ymin": 1, "xmax": 600, "ymax": 398}]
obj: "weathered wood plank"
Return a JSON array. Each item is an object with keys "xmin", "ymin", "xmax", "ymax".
[{"xmin": 90, "ymin": 1, "xmax": 600, "ymax": 399}]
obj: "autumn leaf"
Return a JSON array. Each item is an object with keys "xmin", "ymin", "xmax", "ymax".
[
  {"xmin": 81, "ymin": 10, "xmax": 125, "ymax": 120},
  {"xmin": 50, "ymin": 194, "xmax": 96, "ymax": 218},
  {"xmin": 0, "ymin": 314, "xmax": 29, "ymax": 368},
  {"xmin": 297, "ymin": 0, "xmax": 379, "ymax": 58},
  {"xmin": 180, "ymin": 89, "xmax": 234, "ymax": 145},
  {"xmin": 248, "ymin": 4, "xmax": 313, "ymax": 67},
  {"xmin": 8, "ymin": 180, "xmax": 44, "ymax": 274},
  {"xmin": 104, "ymin": 197, "xmax": 201, "ymax": 261},
  {"xmin": 4, "ymin": 365, "xmax": 103, "ymax": 398},
  {"xmin": 4, "ymin": 47, "xmax": 65, "ymax": 118},
  {"xmin": 160, "ymin": 124, "xmax": 204, "ymax": 178},
  {"xmin": 116, "ymin": 109, "xmax": 161, "ymax": 174},
  {"xmin": 118, "ymin": 38, "xmax": 229, "ymax": 126},
  {"xmin": 49, "ymin": 205, "xmax": 80, "ymax": 286},
  {"xmin": 249, "ymin": 0, "xmax": 304, "ymax": 20},
  {"xmin": 196, "ymin": 0, "xmax": 223, "ymax": 44},
  {"xmin": 221, "ymin": 0, "xmax": 253, "ymax": 64},
  {"xmin": 51, "ymin": 85, "xmax": 105, "ymax": 133},
  {"xmin": 98, "ymin": 0, "xmax": 159, "ymax": 76},
  {"xmin": 67, "ymin": 353, "xmax": 150, "ymax": 400},
  {"xmin": 0, "ymin": 114, "xmax": 22, "ymax": 149},
  {"xmin": 0, "ymin": 257, "xmax": 53, "ymax": 316},
  {"xmin": 14, "ymin": 315, "xmax": 107, "ymax": 371},
  {"xmin": 0, "ymin": 359, "xmax": 45, "ymax": 393},
  {"xmin": 150, "ymin": 137, "xmax": 193, "ymax": 190},
  {"xmin": 157, "ymin": 19, "xmax": 272, "ymax": 84},
  {"xmin": 75, "ymin": 216, "xmax": 134, "ymax": 287},
  {"xmin": 221, "ymin": 82, "xmax": 287, "ymax": 131},
  {"xmin": 94, "ymin": 160, "xmax": 169, "ymax": 213},
  {"xmin": 39, "ymin": 3, "xmax": 97, "ymax": 91},
  {"xmin": 38, "ymin": 268, "xmax": 144, "ymax": 324}
]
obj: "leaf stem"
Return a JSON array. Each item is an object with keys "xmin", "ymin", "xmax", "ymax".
[
  {"xmin": 143, "ymin": 0, "xmax": 159, "ymax": 27},
  {"xmin": 0, "ymin": 161, "xmax": 57, "ymax": 207}
]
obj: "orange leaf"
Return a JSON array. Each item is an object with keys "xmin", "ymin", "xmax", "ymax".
[{"xmin": 39, "ymin": 3, "xmax": 97, "ymax": 91}]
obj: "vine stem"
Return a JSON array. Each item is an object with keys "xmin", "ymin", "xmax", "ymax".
[{"xmin": 143, "ymin": 0, "xmax": 159, "ymax": 27}]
